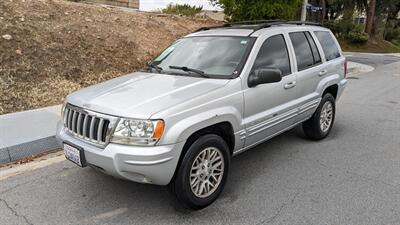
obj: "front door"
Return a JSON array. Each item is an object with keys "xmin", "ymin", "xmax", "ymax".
[{"xmin": 243, "ymin": 33, "xmax": 298, "ymax": 148}]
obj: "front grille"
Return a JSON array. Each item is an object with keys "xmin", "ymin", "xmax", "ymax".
[{"xmin": 63, "ymin": 104, "xmax": 116, "ymax": 146}]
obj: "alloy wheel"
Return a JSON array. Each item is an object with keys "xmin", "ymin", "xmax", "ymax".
[
  {"xmin": 189, "ymin": 147, "xmax": 224, "ymax": 198},
  {"xmin": 319, "ymin": 101, "xmax": 333, "ymax": 133}
]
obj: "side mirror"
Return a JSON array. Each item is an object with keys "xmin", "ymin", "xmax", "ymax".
[{"xmin": 248, "ymin": 67, "xmax": 282, "ymax": 88}]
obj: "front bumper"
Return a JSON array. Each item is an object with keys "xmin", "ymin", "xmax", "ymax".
[{"xmin": 56, "ymin": 122, "xmax": 184, "ymax": 185}]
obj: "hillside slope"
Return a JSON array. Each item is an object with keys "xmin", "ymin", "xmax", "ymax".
[{"xmin": 0, "ymin": 0, "xmax": 216, "ymax": 114}]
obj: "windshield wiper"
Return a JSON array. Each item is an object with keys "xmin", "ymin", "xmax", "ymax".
[
  {"xmin": 146, "ymin": 62, "xmax": 163, "ymax": 73},
  {"xmin": 169, "ymin": 66, "xmax": 209, "ymax": 78}
]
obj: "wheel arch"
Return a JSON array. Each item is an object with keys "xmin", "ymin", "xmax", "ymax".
[
  {"xmin": 317, "ymin": 74, "xmax": 340, "ymax": 99},
  {"xmin": 168, "ymin": 121, "xmax": 235, "ymax": 185},
  {"xmin": 323, "ymin": 84, "xmax": 338, "ymax": 99},
  {"xmin": 182, "ymin": 122, "xmax": 235, "ymax": 155}
]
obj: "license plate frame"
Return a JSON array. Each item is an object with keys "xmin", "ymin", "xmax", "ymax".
[{"xmin": 63, "ymin": 142, "xmax": 87, "ymax": 167}]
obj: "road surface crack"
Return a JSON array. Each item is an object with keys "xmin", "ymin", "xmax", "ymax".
[
  {"xmin": 0, "ymin": 198, "xmax": 33, "ymax": 225},
  {"xmin": 255, "ymin": 191, "xmax": 300, "ymax": 225}
]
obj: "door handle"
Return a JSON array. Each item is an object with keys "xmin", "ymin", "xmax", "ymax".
[
  {"xmin": 284, "ymin": 81, "xmax": 296, "ymax": 89},
  {"xmin": 319, "ymin": 70, "xmax": 328, "ymax": 76}
]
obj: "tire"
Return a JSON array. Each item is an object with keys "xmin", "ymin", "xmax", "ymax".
[
  {"xmin": 302, "ymin": 93, "xmax": 336, "ymax": 140},
  {"xmin": 170, "ymin": 134, "xmax": 230, "ymax": 210}
]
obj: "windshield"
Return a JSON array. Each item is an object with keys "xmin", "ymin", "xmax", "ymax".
[{"xmin": 151, "ymin": 36, "xmax": 252, "ymax": 78}]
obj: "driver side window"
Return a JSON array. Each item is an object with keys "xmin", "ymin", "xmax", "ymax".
[{"xmin": 252, "ymin": 34, "xmax": 291, "ymax": 76}]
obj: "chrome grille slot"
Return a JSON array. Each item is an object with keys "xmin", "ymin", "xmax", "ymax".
[{"xmin": 63, "ymin": 104, "xmax": 118, "ymax": 147}]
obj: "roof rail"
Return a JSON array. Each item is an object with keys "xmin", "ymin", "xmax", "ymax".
[
  {"xmin": 194, "ymin": 20, "xmax": 321, "ymax": 33},
  {"xmin": 284, "ymin": 21, "xmax": 321, "ymax": 26},
  {"xmin": 227, "ymin": 19, "xmax": 286, "ymax": 25},
  {"xmin": 195, "ymin": 24, "xmax": 231, "ymax": 32},
  {"xmin": 195, "ymin": 20, "xmax": 286, "ymax": 32}
]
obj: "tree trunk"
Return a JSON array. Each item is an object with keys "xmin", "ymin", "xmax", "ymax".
[{"xmin": 365, "ymin": 0, "xmax": 376, "ymax": 35}]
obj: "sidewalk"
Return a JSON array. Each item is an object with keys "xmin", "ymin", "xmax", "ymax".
[{"xmin": 0, "ymin": 105, "xmax": 62, "ymax": 163}]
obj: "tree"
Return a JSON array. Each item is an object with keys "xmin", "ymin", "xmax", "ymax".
[
  {"xmin": 209, "ymin": 0, "xmax": 302, "ymax": 21},
  {"xmin": 343, "ymin": 0, "xmax": 355, "ymax": 21},
  {"xmin": 315, "ymin": 0, "xmax": 366, "ymax": 22},
  {"xmin": 325, "ymin": 0, "xmax": 344, "ymax": 20},
  {"xmin": 384, "ymin": 0, "xmax": 400, "ymax": 41},
  {"xmin": 343, "ymin": 0, "xmax": 367, "ymax": 22},
  {"xmin": 372, "ymin": 0, "xmax": 400, "ymax": 39},
  {"xmin": 365, "ymin": 0, "xmax": 376, "ymax": 34}
]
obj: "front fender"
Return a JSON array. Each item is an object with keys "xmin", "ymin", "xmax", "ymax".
[{"xmin": 160, "ymin": 106, "xmax": 242, "ymax": 146}]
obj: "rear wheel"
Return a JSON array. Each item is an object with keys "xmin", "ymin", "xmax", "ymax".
[
  {"xmin": 303, "ymin": 93, "xmax": 336, "ymax": 140},
  {"xmin": 170, "ymin": 134, "xmax": 230, "ymax": 210}
]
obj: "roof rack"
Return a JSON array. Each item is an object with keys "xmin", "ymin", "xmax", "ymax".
[
  {"xmin": 284, "ymin": 21, "xmax": 321, "ymax": 26},
  {"xmin": 195, "ymin": 20, "xmax": 283, "ymax": 32},
  {"xmin": 226, "ymin": 19, "xmax": 286, "ymax": 26},
  {"xmin": 195, "ymin": 20, "xmax": 321, "ymax": 33}
]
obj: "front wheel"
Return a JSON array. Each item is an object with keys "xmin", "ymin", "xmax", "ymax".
[
  {"xmin": 170, "ymin": 134, "xmax": 230, "ymax": 210},
  {"xmin": 302, "ymin": 93, "xmax": 336, "ymax": 140}
]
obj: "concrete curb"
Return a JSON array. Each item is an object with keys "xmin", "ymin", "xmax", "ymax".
[
  {"xmin": 0, "ymin": 105, "xmax": 62, "ymax": 164},
  {"xmin": 0, "ymin": 137, "xmax": 59, "ymax": 164},
  {"xmin": 344, "ymin": 52, "xmax": 400, "ymax": 57}
]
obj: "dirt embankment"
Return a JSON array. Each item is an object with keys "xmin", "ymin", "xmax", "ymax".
[{"xmin": 0, "ymin": 0, "xmax": 217, "ymax": 114}]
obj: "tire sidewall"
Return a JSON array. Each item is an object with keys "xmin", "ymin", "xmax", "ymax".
[{"xmin": 174, "ymin": 134, "xmax": 230, "ymax": 209}]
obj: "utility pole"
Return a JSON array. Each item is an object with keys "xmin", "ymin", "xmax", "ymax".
[{"xmin": 301, "ymin": 0, "xmax": 308, "ymax": 21}]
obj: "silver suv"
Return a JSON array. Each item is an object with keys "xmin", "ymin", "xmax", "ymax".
[{"xmin": 56, "ymin": 21, "xmax": 347, "ymax": 209}]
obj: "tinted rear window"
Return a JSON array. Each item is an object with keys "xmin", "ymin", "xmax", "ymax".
[
  {"xmin": 314, "ymin": 31, "xmax": 341, "ymax": 61},
  {"xmin": 289, "ymin": 32, "xmax": 315, "ymax": 71},
  {"xmin": 305, "ymin": 32, "xmax": 321, "ymax": 64}
]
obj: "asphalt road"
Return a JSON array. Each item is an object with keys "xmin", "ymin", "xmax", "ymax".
[
  {"xmin": 1, "ymin": 59, "xmax": 400, "ymax": 225},
  {"xmin": 345, "ymin": 52, "xmax": 400, "ymax": 67}
]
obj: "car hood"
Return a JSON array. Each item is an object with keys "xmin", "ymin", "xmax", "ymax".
[{"xmin": 66, "ymin": 72, "xmax": 230, "ymax": 119}]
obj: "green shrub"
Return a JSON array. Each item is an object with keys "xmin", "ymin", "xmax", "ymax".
[
  {"xmin": 323, "ymin": 21, "xmax": 368, "ymax": 43},
  {"xmin": 324, "ymin": 21, "xmax": 358, "ymax": 36},
  {"xmin": 346, "ymin": 31, "xmax": 369, "ymax": 44},
  {"xmin": 385, "ymin": 27, "xmax": 400, "ymax": 41},
  {"xmin": 392, "ymin": 39, "xmax": 400, "ymax": 48},
  {"xmin": 323, "ymin": 21, "xmax": 341, "ymax": 36},
  {"xmin": 162, "ymin": 3, "xmax": 203, "ymax": 17}
]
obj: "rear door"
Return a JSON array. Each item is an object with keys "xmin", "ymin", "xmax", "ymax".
[
  {"xmin": 288, "ymin": 31, "xmax": 326, "ymax": 122},
  {"xmin": 313, "ymin": 30, "xmax": 345, "ymax": 81}
]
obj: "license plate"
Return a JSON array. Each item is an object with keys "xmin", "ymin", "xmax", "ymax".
[{"xmin": 63, "ymin": 143, "xmax": 86, "ymax": 167}]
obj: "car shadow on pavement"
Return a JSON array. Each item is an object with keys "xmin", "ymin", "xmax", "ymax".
[
  {"xmin": 81, "ymin": 125, "xmax": 306, "ymax": 209},
  {"xmin": 0, "ymin": 122, "xmax": 346, "ymax": 225},
  {"xmin": 36, "ymin": 123, "xmax": 345, "ymax": 224}
]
